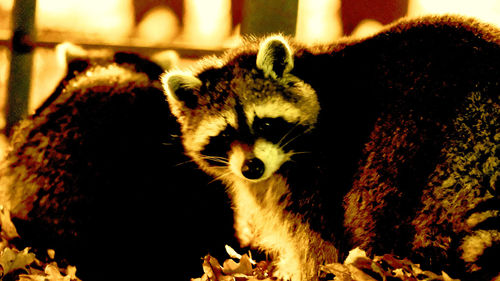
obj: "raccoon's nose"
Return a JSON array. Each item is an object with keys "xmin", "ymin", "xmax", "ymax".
[{"xmin": 241, "ymin": 158, "xmax": 265, "ymax": 180}]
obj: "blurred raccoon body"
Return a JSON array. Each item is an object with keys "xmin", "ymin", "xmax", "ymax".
[
  {"xmin": 163, "ymin": 16, "xmax": 500, "ymax": 281},
  {"xmin": 0, "ymin": 51, "xmax": 236, "ymax": 280}
]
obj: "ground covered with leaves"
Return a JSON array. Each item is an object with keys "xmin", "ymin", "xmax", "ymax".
[
  {"xmin": 0, "ymin": 240, "xmax": 80, "ymax": 281},
  {"xmin": 193, "ymin": 246, "xmax": 459, "ymax": 281},
  {"xmin": 0, "ymin": 240, "xmax": 461, "ymax": 281},
  {"xmin": 0, "ymin": 205, "xmax": 458, "ymax": 281},
  {"xmin": 0, "ymin": 238, "xmax": 465, "ymax": 281}
]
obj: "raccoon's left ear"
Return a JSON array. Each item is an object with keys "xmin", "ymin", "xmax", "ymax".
[{"xmin": 256, "ymin": 35, "xmax": 294, "ymax": 79}]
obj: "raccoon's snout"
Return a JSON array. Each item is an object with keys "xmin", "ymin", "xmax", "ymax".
[
  {"xmin": 241, "ymin": 158, "xmax": 265, "ymax": 180},
  {"xmin": 229, "ymin": 139, "xmax": 290, "ymax": 181}
]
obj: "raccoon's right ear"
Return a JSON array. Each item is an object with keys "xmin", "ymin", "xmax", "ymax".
[
  {"xmin": 256, "ymin": 35, "xmax": 294, "ymax": 79},
  {"xmin": 161, "ymin": 71, "xmax": 202, "ymax": 116}
]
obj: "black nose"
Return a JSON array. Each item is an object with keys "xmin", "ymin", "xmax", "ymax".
[{"xmin": 241, "ymin": 158, "xmax": 265, "ymax": 180}]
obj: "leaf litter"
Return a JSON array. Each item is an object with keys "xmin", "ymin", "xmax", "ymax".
[
  {"xmin": 0, "ymin": 205, "xmax": 460, "ymax": 281},
  {"xmin": 0, "ymin": 226, "xmax": 80, "ymax": 281},
  {"xmin": 191, "ymin": 246, "xmax": 461, "ymax": 281}
]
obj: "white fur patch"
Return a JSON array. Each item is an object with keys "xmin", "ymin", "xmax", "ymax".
[
  {"xmin": 228, "ymin": 143, "xmax": 248, "ymax": 179},
  {"xmin": 246, "ymin": 101, "xmax": 303, "ymax": 125},
  {"xmin": 228, "ymin": 175, "xmax": 338, "ymax": 281},
  {"xmin": 228, "ymin": 138, "xmax": 291, "ymax": 182},
  {"xmin": 253, "ymin": 138, "xmax": 291, "ymax": 180},
  {"xmin": 225, "ymin": 137, "xmax": 339, "ymax": 281},
  {"xmin": 242, "ymin": 77, "xmax": 320, "ymax": 127},
  {"xmin": 187, "ymin": 112, "xmax": 237, "ymax": 158}
]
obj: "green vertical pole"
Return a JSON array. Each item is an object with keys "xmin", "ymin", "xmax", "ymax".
[
  {"xmin": 240, "ymin": 0, "xmax": 298, "ymax": 36},
  {"xmin": 5, "ymin": 0, "xmax": 37, "ymax": 135}
]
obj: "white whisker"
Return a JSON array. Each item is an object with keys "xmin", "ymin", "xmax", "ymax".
[
  {"xmin": 279, "ymin": 133, "xmax": 303, "ymax": 150},
  {"xmin": 290, "ymin": 151, "xmax": 311, "ymax": 156},
  {"xmin": 176, "ymin": 154, "xmax": 230, "ymax": 167},
  {"xmin": 199, "ymin": 155, "xmax": 230, "ymax": 165},
  {"xmin": 277, "ymin": 123, "xmax": 301, "ymax": 147},
  {"xmin": 209, "ymin": 169, "xmax": 233, "ymax": 184},
  {"xmin": 174, "ymin": 158, "xmax": 197, "ymax": 167}
]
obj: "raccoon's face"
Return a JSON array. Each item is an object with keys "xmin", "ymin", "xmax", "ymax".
[{"xmin": 162, "ymin": 36, "xmax": 319, "ymax": 183}]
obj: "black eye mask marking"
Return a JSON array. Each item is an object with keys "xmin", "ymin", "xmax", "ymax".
[
  {"xmin": 200, "ymin": 125, "xmax": 236, "ymax": 166},
  {"xmin": 200, "ymin": 116, "xmax": 310, "ymax": 167},
  {"xmin": 252, "ymin": 117, "xmax": 306, "ymax": 146}
]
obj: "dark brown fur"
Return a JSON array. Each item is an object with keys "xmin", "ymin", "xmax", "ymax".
[{"xmin": 0, "ymin": 52, "xmax": 237, "ymax": 280}]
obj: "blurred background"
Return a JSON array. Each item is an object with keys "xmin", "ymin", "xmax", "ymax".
[{"xmin": 0, "ymin": 0, "xmax": 500, "ymax": 138}]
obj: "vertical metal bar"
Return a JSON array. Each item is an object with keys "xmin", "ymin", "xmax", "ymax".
[
  {"xmin": 240, "ymin": 0, "xmax": 298, "ymax": 36},
  {"xmin": 5, "ymin": 0, "xmax": 36, "ymax": 135}
]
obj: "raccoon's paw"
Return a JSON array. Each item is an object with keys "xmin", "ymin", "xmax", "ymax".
[
  {"xmin": 271, "ymin": 262, "xmax": 300, "ymax": 281},
  {"xmin": 272, "ymin": 269, "xmax": 292, "ymax": 281},
  {"xmin": 270, "ymin": 253, "xmax": 308, "ymax": 281}
]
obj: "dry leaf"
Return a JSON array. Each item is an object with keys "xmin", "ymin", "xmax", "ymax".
[
  {"xmin": 195, "ymin": 246, "xmax": 462, "ymax": 281},
  {"xmin": 19, "ymin": 264, "xmax": 80, "ymax": 281},
  {"xmin": 346, "ymin": 264, "xmax": 379, "ymax": 281},
  {"xmin": 321, "ymin": 263, "xmax": 352, "ymax": 281},
  {"xmin": 195, "ymin": 249, "xmax": 275, "ymax": 281},
  {"xmin": 44, "ymin": 264, "xmax": 67, "ymax": 280},
  {"xmin": 442, "ymin": 271, "xmax": 460, "ymax": 281},
  {"xmin": 201, "ymin": 255, "xmax": 233, "ymax": 281},
  {"xmin": 47, "ymin": 249, "xmax": 56, "ymax": 260},
  {"xmin": 225, "ymin": 245, "xmax": 256, "ymax": 265},
  {"xmin": 222, "ymin": 254, "xmax": 253, "ymax": 275},
  {"xmin": 225, "ymin": 245, "xmax": 242, "ymax": 260},
  {"xmin": 18, "ymin": 273, "xmax": 46, "ymax": 281},
  {"xmin": 0, "ymin": 247, "xmax": 36, "ymax": 276},
  {"xmin": 344, "ymin": 248, "xmax": 368, "ymax": 265}
]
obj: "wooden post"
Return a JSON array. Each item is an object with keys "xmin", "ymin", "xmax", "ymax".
[
  {"xmin": 5, "ymin": 0, "xmax": 36, "ymax": 135},
  {"xmin": 240, "ymin": 0, "xmax": 298, "ymax": 36}
]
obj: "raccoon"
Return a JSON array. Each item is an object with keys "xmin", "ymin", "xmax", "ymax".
[
  {"xmin": 0, "ymin": 47, "xmax": 237, "ymax": 280},
  {"xmin": 163, "ymin": 15, "xmax": 500, "ymax": 281}
]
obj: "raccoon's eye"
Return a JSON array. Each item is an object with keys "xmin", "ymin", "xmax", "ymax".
[
  {"xmin": 220, "ymin": 126, "xmax": 235, "ymax": 140},
  {"xmin": 200, "ymin": 125, "xmax": 235, "ymax": 166},
  {"xmin": 253, "ymin": 118, "xmax": 274, "ymax": 135},
  {"xmin": 257, "ymin": 120, "xmax": 273, "ymax": 132}
]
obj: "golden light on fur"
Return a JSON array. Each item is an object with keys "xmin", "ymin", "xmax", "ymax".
[{"xmin": 228, "ymin": 174, "xmax": 338, "ymax": 281}]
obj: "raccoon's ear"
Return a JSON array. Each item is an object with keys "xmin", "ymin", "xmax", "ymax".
[
  {"xmin": 256, "ymin": 35, "xmax": 294, "ymax": 79},
  {"xmin": 161, "ymin": 71, "xmax": 202, "ymax": 116}
]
